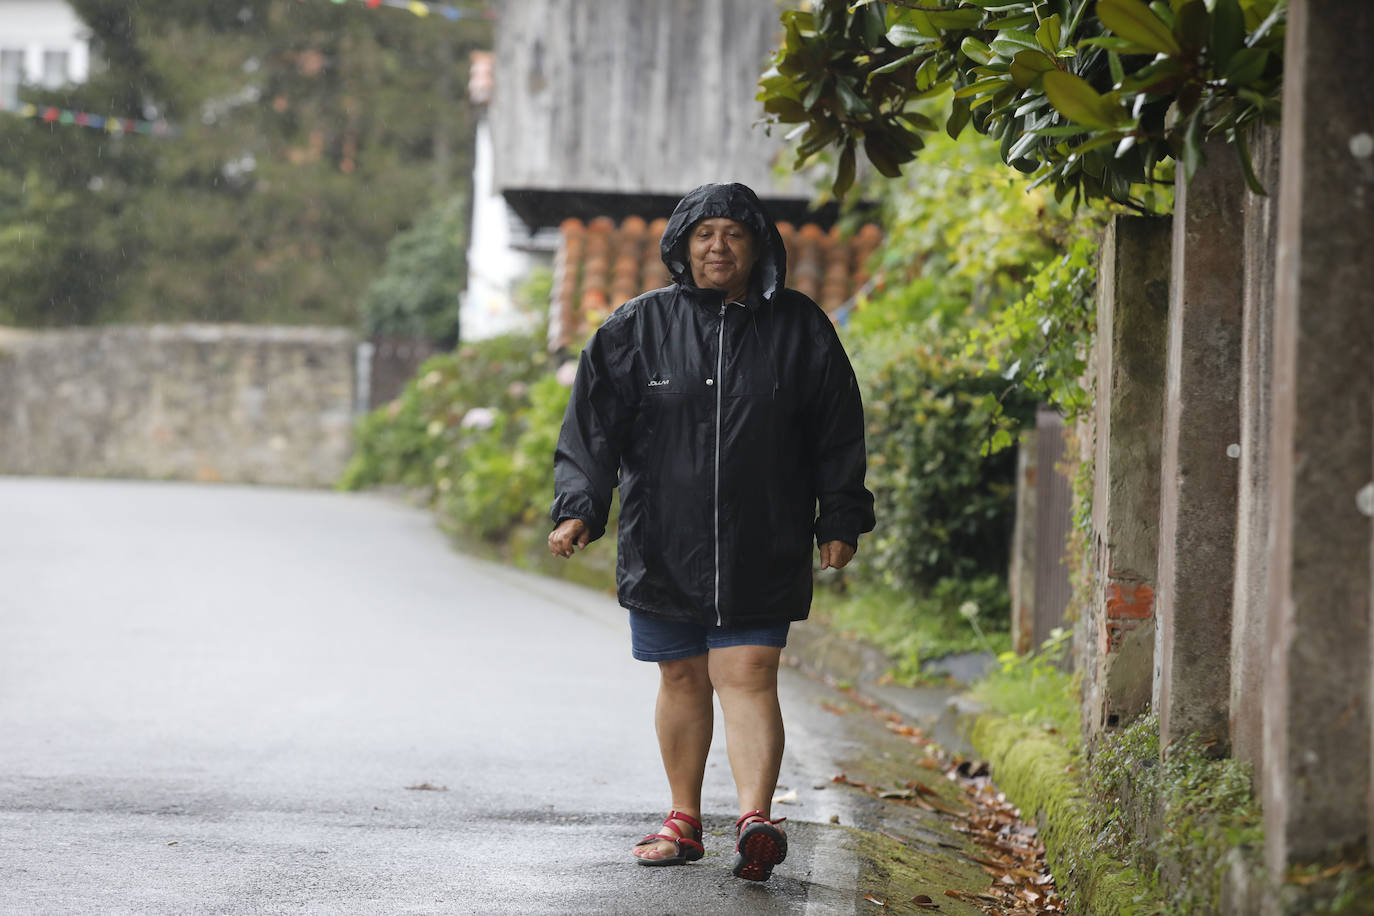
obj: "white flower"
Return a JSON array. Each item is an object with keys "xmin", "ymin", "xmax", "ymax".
[
  {"xmin": 460, "ymin": 407, "xmax": 496, "ymax": 431},
  {"xmin": 426, "ymin": 419, "xmax": 445, "ymax": 437},
  {"xmin": 958, "ymin": 601, "xmax": 980, "ymax": 620},
  {"xmin": 433, "ymin": 455, "xmax": 450, "ymax": 470},
  {"xmin": 437, "ymin": 477, "xmax": 452, "ymax": 492},
  {"xmin": 555, "ymin": 361, "xmax": 578, "ymax": 387},
  {"xmin": 419, "ymin": 370, "xmax": 443, "ymax": 391}
]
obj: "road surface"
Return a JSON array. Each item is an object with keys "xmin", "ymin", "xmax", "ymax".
[{"xmin": 0, "ymin": 478, "xmax": 957, "ymax": 915}]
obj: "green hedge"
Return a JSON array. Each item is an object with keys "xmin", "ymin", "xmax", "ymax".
[{"xmin": 851, "ymin": 331, "xmax": 1038, "ymax": 622}]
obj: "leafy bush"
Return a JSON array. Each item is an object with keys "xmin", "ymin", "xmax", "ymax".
[
  {"xmin": 360, "ymin": 193, "xmax": 469, "ymax": 345},
  {"xmin": 435, "ymin": 374, "xmax": 571, "ymax": 541},
  {"xmin": 759, "ymin": 0, "xmax": 1285, "ymax": 207},
  {"xmin": 853, "ymin": 331, "xmax": 1038, "ymax": 596},
  {"xmin": 339, "ymin": 330, "xmax": 552, "ymax": 494}
]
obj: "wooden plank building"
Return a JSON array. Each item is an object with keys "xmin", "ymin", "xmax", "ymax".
[
  {"xmin": 488, "ymin": 0, "xmax": 882, "ymax": 352},
  {"xmin": 491, "ymin": 0, "xmax": 809, "ymax": 227}
]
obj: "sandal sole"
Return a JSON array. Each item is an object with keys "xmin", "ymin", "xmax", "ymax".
[{"xmin": 732, "ymin": 824, "xmax": 787, "ymax": 881}]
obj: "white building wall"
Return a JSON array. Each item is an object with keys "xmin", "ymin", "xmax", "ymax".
[
  {"xmin": 460, "ymin": 117, "xmax": 542, "ymax": 341},
  {"xmin": 0, "ymin": 0, "xmax": 90, "ymax": 107}
]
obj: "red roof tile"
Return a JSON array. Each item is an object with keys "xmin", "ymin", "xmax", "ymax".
[{"xmin": 550, "ymin": 216, "xmax": 881, "ymax": 352}]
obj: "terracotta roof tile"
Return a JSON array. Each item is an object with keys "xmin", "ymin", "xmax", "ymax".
[{"xmin": 549, "ymin": 216, "xmax": 882, "ymax": 352}]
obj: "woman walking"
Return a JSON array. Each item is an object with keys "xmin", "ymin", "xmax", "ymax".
[{"xmin": 549, "ymin": 182, "xmax": 874, "ymax": 881}]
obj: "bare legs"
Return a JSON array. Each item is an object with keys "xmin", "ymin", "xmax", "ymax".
[{"xmin": 631, "ymin": 645, "xmax": 785, "ymax": 860}]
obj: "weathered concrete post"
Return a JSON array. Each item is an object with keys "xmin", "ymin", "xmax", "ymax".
[
  {"xmin": 1153, "ymin": 137, "xmax": 1246, "ymax": 753},
  {"xmin": 1010, "ymin": 430, "xmax": 1038, "ymax": 656},
  {"xmin": 1228, "ymin": 124, "xmax": 1282, "ymax": 789},
  {"xmin": 1261, "ymin": 0, "xmax": 1374, "ymax": 880},
  {"xmin": 1081, "ymin": 216, "xmax": 1172, "ymax": 737}
]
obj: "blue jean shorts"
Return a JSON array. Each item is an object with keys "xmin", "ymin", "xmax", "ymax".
[{"xmin": 629, "ymin": 611, "xmax": 790, "ymax": 662}]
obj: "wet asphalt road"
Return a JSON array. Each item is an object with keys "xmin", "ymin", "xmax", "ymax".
[{"xmin": 0, "ymin": 478, "xmax": 942, "ymax": 915}]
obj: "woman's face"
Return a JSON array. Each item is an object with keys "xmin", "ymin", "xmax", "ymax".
[{"xmin": 688, "ymin": 218, "xmax": 757, "ymax": 300}]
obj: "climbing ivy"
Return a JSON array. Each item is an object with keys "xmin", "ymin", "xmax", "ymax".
[{"xmin": 758, "ymin": 0, "xmax": 1285, "ymax": 209}]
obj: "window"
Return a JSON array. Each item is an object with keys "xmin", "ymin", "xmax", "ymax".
[
  {"xmin": 41, "ymin": 50, "xmax": 69, "ymax": 89},
  {"xmin": 0, "ymin": 49, "xmax": 22, "ymax": 109}
]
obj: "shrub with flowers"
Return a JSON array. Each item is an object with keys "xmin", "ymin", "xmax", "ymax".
[{"xmin": 339, "ymin": 328, "xmax": 571, "ymax": 541}]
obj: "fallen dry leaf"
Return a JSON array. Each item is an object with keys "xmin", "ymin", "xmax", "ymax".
[
  {"xmin": 405, "ymin": 783, "xmax": 448, "ymax": 791},
  {"xmin": 863, "ymin": 892, "xmax": 888, "ymax": 907}
]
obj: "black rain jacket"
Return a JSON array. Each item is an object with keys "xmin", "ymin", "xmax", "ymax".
[{"xmin": 551, "ymin": 183, "xmax": 875, "ymax": 627}]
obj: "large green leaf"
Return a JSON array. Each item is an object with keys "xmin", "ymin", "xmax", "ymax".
[
  {"xmin": 961, "ymin": 37, "xmax": 995, "ymax": 66},
  {"xmin": 985, "ymin": 13, "xmax": 1039, "ymax": 30},
  {"xmin": 1009, "ymin": 49, "xmax": 1058, "ymax": 89},
  {"xmin": 872, "ymin": 50, "xmax": 926, "ymax": 76},
  {"xmin": 1097, "ymin": 0, "xmax": 1182, "ymax": 56},
  {"xmin": 1209, "ymin": 0, "xmax": 1246, "ymax": 69},
  {"xmin": 763, "ymin": 96, "xmax": 809, "ymax": 122},
  {"xmin": 1043, "ymin": 70, "xmax": 1125, "ymax": 129},
  {"xmin": 888, "ymin": 9, "xmax": 938, "ymax": 40},
  {"xmin": 1223, "ymin": 47, "xmax": 1269, "ymax": 85},
  {"xmin": 946, "ymin": 95, "xmax": 973, "ymax": 139},
  {"xmin": 927, "ymin": 9, "xmax": 985, "ymax": 30},
  {"xmin": 834, "ymin": 141, "xmax": 856, "ymax": 196},
  {"xmin": 1036, "ymin": 14, "xmax": 1063, "ymax": 53},
  {"xmin": 1173, "ymin": 0, "xmax": 1211, "ymax": 55},
  {"xmin": 990, "ymin": 30, "xmax": 1042, "ymax": 58}
]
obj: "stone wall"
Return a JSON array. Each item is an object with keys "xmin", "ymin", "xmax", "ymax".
[{"xmin": 0, "ymin": 325, "xmax": 357, "ymax": 487}]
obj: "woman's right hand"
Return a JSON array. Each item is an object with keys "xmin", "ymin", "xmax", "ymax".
[{"xmin": 548, "ymin": 518, "xmax": 590, "ymax": 558}]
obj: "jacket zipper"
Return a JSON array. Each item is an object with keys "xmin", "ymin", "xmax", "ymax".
[{"xmin": 713, "ymin": 301, "xmax": 725, "ymax": 626}]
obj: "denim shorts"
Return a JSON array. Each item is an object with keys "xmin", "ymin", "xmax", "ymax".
[{"xmin": 629, "ymin": 611, "xmax": 790, "ymax": 662}]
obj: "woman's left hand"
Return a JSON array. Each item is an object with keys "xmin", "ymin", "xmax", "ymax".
[{"xmin": 819, "ymin": 540, "xmax": 855, "ymax": 570}]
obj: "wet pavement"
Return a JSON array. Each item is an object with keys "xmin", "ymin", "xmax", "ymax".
[{"xmin": 1, "ymin": 478, "xmax": 1054, "ymax": 914}]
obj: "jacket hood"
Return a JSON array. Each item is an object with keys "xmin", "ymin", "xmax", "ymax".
[{"xmin": 661, "ymin": 183, "xmax": 787, "ymax": 303}]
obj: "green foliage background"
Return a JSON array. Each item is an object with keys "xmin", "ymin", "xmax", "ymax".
[
  {"xmin": 0, "ymin": 0, "xmax": 490, "ymax": 327},
  {"xmin": 361, "ymin": 193, "xmax": 469, "ymax": 344}
]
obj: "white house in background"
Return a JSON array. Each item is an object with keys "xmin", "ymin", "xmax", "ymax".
[
  {"xmin": 0, "ymin": 0, "xmax": 90, "ymax": 109},
  {"xmin": 460, "ymin": 50, "xmax": 545, "ymax": 341}
]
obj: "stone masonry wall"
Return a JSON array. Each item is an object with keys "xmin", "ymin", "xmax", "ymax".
[{"xmin": 0, "ymin": 325, "xmax": 356, "ymax": 488}]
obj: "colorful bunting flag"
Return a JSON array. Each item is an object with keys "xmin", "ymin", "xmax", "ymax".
[
  {"xmin": 1, "ymin": 101, "xmax": 175, "ymax": 136},
  {"xmin": 303, "ymin": 0, "xmax": 496, "ymax": 20}
]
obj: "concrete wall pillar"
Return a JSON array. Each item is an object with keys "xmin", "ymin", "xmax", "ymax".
[
  {"xmin": 1032, "ymin": 409, "xmax": 1073, "ymax": 652},
  {"xmin": 1154, "ymin": 137, "xmax": 1246, "ymax": 753},
  {"xmin": 1229, "ymin": 123, "xmax": 1283, "ymax": 789},
  {"xmin": 1082, "ymin": 215, "xmax": 1172, "ymax": 736},
  {"xmin": 1010, "ymin": 429, "xmax": 1038, "ymax": 656},
  {"xmin": 1261, "ymin": 0, "xmax": 1374, "ymax": 877}
]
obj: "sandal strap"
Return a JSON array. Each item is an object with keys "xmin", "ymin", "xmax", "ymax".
[
  {"xmin": 735, "ymin": 809, "xmax": 787, "ymax": 832},
  {"xmin": 664, "ymin": 810, "xmax": 702, "ymax": 832},
  {"xmin": 636, "ymin": 832, "xmax": 704, "ymax": 853}
]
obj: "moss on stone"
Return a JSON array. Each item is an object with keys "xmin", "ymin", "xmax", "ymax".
[{"xmin": 971, "ymin": 715, "xmax": 1166, "ymax": 915}]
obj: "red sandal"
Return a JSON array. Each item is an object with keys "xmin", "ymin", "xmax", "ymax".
[
  {"xmin": 633, "ymin": 810, "xmax": 705, "ymax": 867},
  {"xmin": 731, "ymin": 810, "xmax": 787, "ymax": 881}
]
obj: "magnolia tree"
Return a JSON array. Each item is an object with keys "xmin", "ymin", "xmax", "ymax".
[{"xmin": 758, "ymin": 0, "xmax": 1286, "ymax": 210}]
